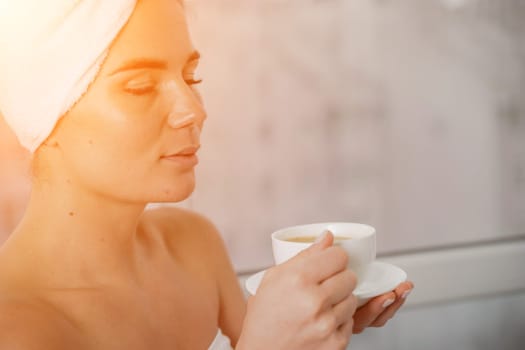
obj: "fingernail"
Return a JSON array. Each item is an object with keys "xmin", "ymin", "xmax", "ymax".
[
  {"xmin": 402, "ymin": 289, "xmax": 412, "ymax": 299},
  {"xmin": 314, "ymin": 230, "xmax": 331, "ymax": 243},
  {"xmin": 382, "ymin": 298, "xmax": 395, "ymax": 308}
]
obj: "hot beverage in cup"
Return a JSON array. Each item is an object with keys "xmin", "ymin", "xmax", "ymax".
[
  {"xmin": 284, "ymin": 236, "xmax": 352, "ymax": 243},
  {"xmin": 271, "ymin": 223, "xmax": 376, "ymax": 282}
]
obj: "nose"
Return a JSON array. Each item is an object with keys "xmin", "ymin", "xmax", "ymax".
[
  {"xmin": 167, "ymin": 110, "xmax": 203, "ymax": 142},
  {"xmin": 165, "ymin": 82, "xmax": 207, "ymax": 130},
  {"xmin": 168, "ymin": 112, "xmax": 197, "ymax": 129},
  {"xmin": 167, "ymin": 106, "xmax": 206, "ymax": 131}
]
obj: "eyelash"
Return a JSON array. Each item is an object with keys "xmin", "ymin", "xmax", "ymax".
[
  {"xmin": 185, "ymin": 78, "xmax": 203, "ymax": 86},
  {"xmin": 125, "ymin": 86, "xmax": 156, "ymax": 96},
  {"xmin": 124, "ymin": 79, "xmax": 202, "ymax": 97},
  {"xmin": 125, "ymin": 86, "xmax": 155, "ymax": 96}
]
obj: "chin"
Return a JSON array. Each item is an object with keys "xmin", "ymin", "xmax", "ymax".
[
  {"xmin": 156, "ymin": 179, "xmax": 196, "ymax": 203},
  {"xmin": 139, "ymin": 169, "xmax": 196, "ymax": 203}
]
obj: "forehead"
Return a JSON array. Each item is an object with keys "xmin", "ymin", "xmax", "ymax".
[{"xmin": 99, "ymin": 0, "xmax": 193, "ymax": 74}]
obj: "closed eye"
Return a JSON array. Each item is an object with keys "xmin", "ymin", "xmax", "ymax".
[
  {"xmin": 125, "ymin": 85, "xmax": 156, "ymax": 95},
  {"xmin": 123, "ymin": 75, "xmax": 157, "ymax": 95},
  {"xmin": 184, "ymin": 52, "xmax": 202, "ymax": 86},
  {"xmin": 186, "ymin": 78, "xmax": 202, "ymax": 85}
]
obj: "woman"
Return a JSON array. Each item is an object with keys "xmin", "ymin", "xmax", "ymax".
[{"xmin": 0, "ymin": 0, "xmax": 413, "ymax": 349}]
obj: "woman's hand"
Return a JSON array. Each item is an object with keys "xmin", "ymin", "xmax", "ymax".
[
  {"xmin": 237, "ymin": 232, "xmax": 357, "ymax": 350},
  {"xmin": 352, "ymin": 281, "xmax": 414, "ymax": 334}
]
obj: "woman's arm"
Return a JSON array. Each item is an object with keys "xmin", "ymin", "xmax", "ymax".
[
  {"xmin": 191, "ymin": 217, "xmax": 247, "ymax": 347},
  {"xmin": 212, "ymin": 238, "xmax": 247, "ymax": 347},
  {"xmin": 157, "ymin": 208, "xmax": 247, "ymax": 347}
]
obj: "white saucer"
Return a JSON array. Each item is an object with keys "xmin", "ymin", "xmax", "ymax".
[{"xmin": 245, "ymin": 261, "xmax": 407, "ymax": 307}]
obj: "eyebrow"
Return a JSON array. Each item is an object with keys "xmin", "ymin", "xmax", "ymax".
[{"xmin": 109, "ymin": 50, "xmax": 201, "ymax": 76}]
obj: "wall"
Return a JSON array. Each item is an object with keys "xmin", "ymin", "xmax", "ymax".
[
  {"xmin": 188, "ymin": 1, "xmax": 525, "ymax": 349},
  {"xmin": 188, "ymin": 0, "xmax": 525, "ymax": 270}
]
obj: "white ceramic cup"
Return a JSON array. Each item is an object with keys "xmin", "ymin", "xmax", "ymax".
[{"xmin": 271, "ymin": 222, "xmax": 376, "ymax": 282}]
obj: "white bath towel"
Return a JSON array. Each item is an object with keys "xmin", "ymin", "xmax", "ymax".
[
  {"xmin": 0, "ymin": 0, "xmax": 137, "ymax": 152},
  {"xmin": 208, "ymin": 329, "xmax": 233, "ymax": 350}
]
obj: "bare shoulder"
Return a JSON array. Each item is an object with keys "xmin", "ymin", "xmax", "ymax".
[
  {"xmin": 141, "ymin": 206, "xmax": 246, "ymax": 345},
  {"xmin": 0, "ymin": 295, "xmax": 84, "ymax": 350}
]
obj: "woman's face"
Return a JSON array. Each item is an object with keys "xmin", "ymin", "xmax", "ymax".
[{"xmin": 44, "ymin": 0, "xmax": 206, "ymax": 203}]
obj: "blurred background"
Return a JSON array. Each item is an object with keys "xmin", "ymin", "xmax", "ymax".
[{"xmin": 1, "ymin": 0, "xmax": 524, "ymax": 349}]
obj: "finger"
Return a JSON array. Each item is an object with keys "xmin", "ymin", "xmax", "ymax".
[
  {"xmin": 371, "ymin": 282, "xmax": 413, "ymax": 328},
  {"xmin": 332, "ymin": 294, "xmax": 357, "ymax": 328},
  {"xmin": 397, "ymin": 281, "xmax": 415, "ymax": 297},
  {"xmin": 334, "ymin": 319, "xmax": 354, "ymax": 349},
  {"xmin": 370, "ymin": 297, "xmax": 405, "ymax": 327},
  {"xmin": 286, "ymin": 230, "xmax": 334, "ymax": 275},
  {"xmin": 300, "ymin": 246, "xmax": 349, "ymax": 284},
  {"xmin": 320, "ymin": 269, "xmax": 357, "ymax": 306},
  {"xmin": 296, "ymin": 230, "xmax": 334, "ymax": 257},
  {"xmin": 316, "ymin": 299, "xmax": 355, "ymax": 350},
  {"xmin": 352, "ymin": 292, "xmax": 396, "ymax": 334}
]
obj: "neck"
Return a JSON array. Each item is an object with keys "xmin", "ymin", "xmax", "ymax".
[{"xmin": 2, "ymin": 177, "xmax": 148, "ymax": 289}]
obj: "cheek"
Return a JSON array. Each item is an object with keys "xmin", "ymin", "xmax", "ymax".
[
  {"xmin": 69, "ymin": 85, "xmax": 164, "ymax": 144},
  {"xmin": 62, "ymin": 135, "xmax": 137, "ymax": 183},
  {"xmin": 56, "ymin": 102, "xmax": 164, "ymax": 179},
  {"xmin": 52, "ymin": 78, "xmax": 176, "ymax": 187}
]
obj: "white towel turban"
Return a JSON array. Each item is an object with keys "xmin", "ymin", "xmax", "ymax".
[{"xmin": 0, "ymin": 0, "xmax": 138, "ymax": 152}]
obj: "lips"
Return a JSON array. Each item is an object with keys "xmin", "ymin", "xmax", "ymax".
[
  {"xmin": 161, "ymin": 145, "xmax": 200, "ymax": 167},
  {"xmin": 171, "ymin": 145, "xmax": 200, "ymax": 157}
]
